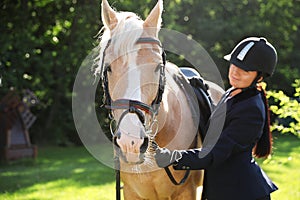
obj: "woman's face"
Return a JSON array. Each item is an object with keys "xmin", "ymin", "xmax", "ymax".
[{"xmin": 228, "ymin": 64, "xmax": 258, "ymax": 88}]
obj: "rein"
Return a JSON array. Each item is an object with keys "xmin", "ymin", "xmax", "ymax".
[{"xmin": 164, "ymin": 166, "xmax": 190, "ymax": 185}]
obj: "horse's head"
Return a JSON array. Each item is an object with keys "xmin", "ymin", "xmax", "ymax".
[{"xmin": 97, "ymin": 0, "xmax": 164, "ymax": 164}]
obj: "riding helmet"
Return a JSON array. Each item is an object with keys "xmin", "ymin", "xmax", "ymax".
[{"xmin": 224, "ymin": 37, "xmax": 277, "ymax": 77}]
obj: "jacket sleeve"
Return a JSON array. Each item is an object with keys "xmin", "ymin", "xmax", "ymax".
[{"xmin": 173, "ymin": 98, "xmax": 265, "ymax": 170}]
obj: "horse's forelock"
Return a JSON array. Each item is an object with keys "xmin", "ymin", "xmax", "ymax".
[
  {"xmin": 95, "ymin": 11, "xmax": 144, "ymax": 76},
  {"xmin": 111, "ymin": 12, "xmax": 143, "ymax": 63}
]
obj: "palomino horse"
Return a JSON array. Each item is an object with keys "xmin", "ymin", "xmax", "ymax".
[{"xmin": 96, "ymin": 0, "xmax": 223, "ymax": 199}]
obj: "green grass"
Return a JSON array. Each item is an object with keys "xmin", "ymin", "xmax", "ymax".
[
  {"xmin": 257, "ymin": 133, "xmax": 300, "ymax": 200},
  {"xmin": 0, "ymin": 146, "xmax": 116, "ymax": 200},
  {"xmin": 0, "ymin": 134, "xmax": 299, "ymax": 200}
]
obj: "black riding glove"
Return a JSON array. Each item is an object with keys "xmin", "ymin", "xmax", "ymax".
[{"xmin": 154, "ymin": 146, "xmax": 183, "ymax": 168}]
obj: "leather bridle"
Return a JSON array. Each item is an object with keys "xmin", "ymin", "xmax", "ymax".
[
  {"xmin": 100, "ymin": 37, "xmax": 190, "ymax": 200},
  {"xmin": 101, "ymin": 37, "xmax": 166, "ymax": 138}
]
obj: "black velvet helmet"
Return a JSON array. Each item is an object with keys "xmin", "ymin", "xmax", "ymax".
[{"xmin": 224, "ymin": 37, "xmax": 277, "ymax": 77}]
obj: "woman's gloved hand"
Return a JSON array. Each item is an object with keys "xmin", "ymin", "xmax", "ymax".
[{"xmin": 153, "ymin": 141, "xmax": 183, "ymax": 168}]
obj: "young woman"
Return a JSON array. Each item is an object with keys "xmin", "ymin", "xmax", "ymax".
[{"xmin": 155, "ymin": 37, "xmax": 278, "ymax": 200}]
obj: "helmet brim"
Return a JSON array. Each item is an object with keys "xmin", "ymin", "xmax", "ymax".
[{"xmin": 223, "ymin": 54, "xmax": 231, "ymax": 61}]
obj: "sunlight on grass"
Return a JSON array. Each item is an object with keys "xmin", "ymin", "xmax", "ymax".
[
  {"xmin": 1, "ymin": 134, "xmax": 299, "ymax": 200},
  {"xmin": 258, "ymin": 134, "xmax": 300, "ymax": 200},
  {"xmin": 1, "ymin": 180, "xmax": 116, "ymax": 200},
  {"xmin": 0, "ymin": 146, "xmax": 116, "ymax": 200}
]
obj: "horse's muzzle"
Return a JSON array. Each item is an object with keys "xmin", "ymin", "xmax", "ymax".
[{"xmin": 113, "ymin": 132, "xmax": 149, "ymax": 164}]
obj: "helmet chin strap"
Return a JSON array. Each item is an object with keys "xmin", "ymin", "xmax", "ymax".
[{"xmin": 241, "ymin": 72, "xmax": 263, "ymax": 92}]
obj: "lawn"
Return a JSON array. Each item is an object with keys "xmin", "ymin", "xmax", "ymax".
[
  {"xmin": 0, "ymin": 146, "xmax": 116, "ymax": 200},
  {"xmin": 257, "ymin": 134, "xmax": 300, "ymax": 200},
  {"xmin": 0, "ymin": 133, "xmax": 299, "ymax": 200}
]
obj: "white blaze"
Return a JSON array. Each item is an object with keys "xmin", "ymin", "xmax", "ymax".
[
  {"xmin": 124, "ymin": 51, "xmax": 141, "ymax": 101},
  {"xmin": 118, "ymin": 50, "xmax": 144, "ymax": 147}
]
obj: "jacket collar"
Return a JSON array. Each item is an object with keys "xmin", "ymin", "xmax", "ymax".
[{"xmin": 231, "ymin": 87, "xmax": 259, "ymax": 104}]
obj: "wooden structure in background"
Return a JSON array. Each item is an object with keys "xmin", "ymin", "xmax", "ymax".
[{"xmin": 0, "ymin": 90, "xmax": 37, "ymax": 160}]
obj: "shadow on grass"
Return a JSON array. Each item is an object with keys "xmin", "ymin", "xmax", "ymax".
[{"xmin": 0, "ymin": 145, "xmax": 115, "ymax": 193}]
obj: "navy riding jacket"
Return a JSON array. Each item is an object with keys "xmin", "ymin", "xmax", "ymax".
[{"xmin": 173, "ymin": 88, "xmax": 278, "ymax": 200}]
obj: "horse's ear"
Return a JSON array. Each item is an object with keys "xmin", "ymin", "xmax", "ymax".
[
  {"xmin": 101, "ymin": 0, "xmax": 118, "ymax": 30},
  {"xmin": 144, "ymin": 0, "xmax": 163, "ymax": 35}
]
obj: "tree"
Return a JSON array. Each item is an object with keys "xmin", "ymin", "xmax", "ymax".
[
  {"xmin": 163, "ymin": 0, "xmax": 298, "ymax": 90},
  {"xmin": 0, "ymin": 0, "xmax": 100, "ymax": 144},
  {"xmin": 268, "ymin": 79, "xmax": 300, "ymax": 137},
  {"xmin": 1, "ymin": 0, "xmax": 299, "ymax": 144}
]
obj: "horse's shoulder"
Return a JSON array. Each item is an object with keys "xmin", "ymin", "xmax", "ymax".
[{"xmin": 165, "ymin": 62, "xmax": 181, "ymax": 74}]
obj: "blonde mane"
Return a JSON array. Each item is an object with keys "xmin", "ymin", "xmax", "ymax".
[{"xmin": 95, "ymin": 11, "xmax": 144, "ymax": 76}]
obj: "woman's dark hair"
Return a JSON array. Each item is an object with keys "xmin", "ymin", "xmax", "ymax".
[{"xmin": 253, "ymin": 86, "xmax": 273, "ymax": 158}]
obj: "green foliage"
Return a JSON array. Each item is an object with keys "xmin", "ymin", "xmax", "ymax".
[
  {"xmin": 1, "ymin": 0, "xmax": 299, "ymax": 144},
  {"xmin": 166, "ymin": 0, "xmax": 300, "ymax": 92},
  {"xmin": 267, "ymin": 79, "xmax": 300, "ymax": 137},
  {"xmin": 1, "ymin": 0, "xmax": 101, "ymax": 143}
]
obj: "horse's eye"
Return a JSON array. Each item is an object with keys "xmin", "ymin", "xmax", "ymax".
[{"xmin": 106, "ymin": 65, "xmax": 112, "ymax": 73}]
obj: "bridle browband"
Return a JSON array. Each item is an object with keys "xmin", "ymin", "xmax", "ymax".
[{"xmin": 101, "ymin": 37, "xmax": 166, "ymax": 134}]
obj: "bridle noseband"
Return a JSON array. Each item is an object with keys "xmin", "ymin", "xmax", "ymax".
[{"xmin": 101, "ymin": 37, "xmax": 166, "ymax": 139}]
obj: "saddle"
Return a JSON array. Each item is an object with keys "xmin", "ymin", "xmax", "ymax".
[{"xmin": 180, "ymin": 67, "xmax": 213, "ymax": 140}]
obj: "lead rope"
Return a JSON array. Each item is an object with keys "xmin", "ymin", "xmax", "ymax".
[
  {"xmin": 150, "ymin": 140, "xmax": 191, "ymax": 186},
  {"xmin": 164, "ymin": 166, "xmax": 190, "ymax": 185},
  {"xmin": 115, "ymin": 150, "xmax": 121, "ymax": 200}
]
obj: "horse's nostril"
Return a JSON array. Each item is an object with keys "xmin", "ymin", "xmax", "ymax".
[
  {"xmin": 140, "ymin": 137, "xmax": 149, "ymax": 153},
  {"xmin": 114, "ymin": 135, "xmax": 120, "ymax": 148}
]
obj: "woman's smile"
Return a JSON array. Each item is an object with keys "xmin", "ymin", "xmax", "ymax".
[{"xmin": 228, "ymin": 64, "xmax": 258, "ymax": 88}]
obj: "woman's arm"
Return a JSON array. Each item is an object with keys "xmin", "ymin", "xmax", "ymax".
[{"xmin": 156, "ymin": 97, "xmax": 265, "ymax": 170}]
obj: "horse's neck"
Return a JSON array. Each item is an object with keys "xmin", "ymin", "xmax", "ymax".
[{"xmin": 156, "ymin": 63, "xmax": 199, "ymax": 150}]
